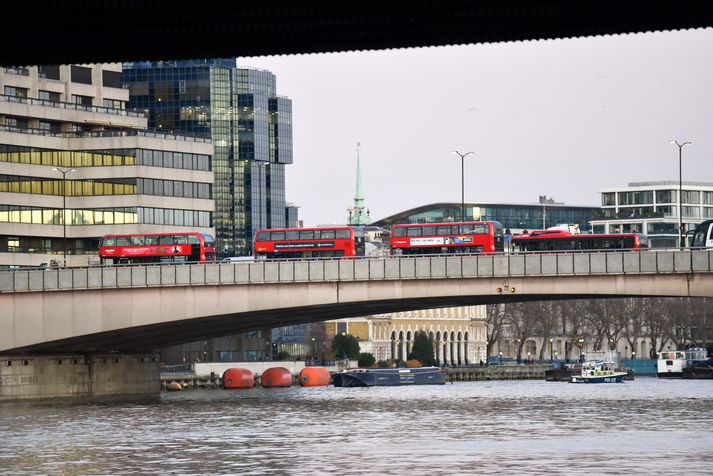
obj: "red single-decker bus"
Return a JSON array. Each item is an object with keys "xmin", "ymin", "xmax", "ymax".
[
  {"xmin": 511, "ymin": 229, "xmax": 648, "ymax": 252},
  {"xmin": 254, "ymin": 226, "xmax": 366, "ymax": 259},
  {"xmin": 389, "ymin": 221, "xmax": 504, "ymax": 255},
  {"xmin": 99, "ymin": 232, "xmax": 217, "ymax": 264}
]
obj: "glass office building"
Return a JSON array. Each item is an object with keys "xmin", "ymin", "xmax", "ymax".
[
  {"xmin": 122, "ymin": 60, "xmax": 293, "ymax": 257},
  {"xmin": 372, "ymin": 201, "xmax": 597, "ymax": 233}
]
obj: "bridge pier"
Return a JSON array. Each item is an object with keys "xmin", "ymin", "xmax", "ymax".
[{"xmin": 0, "ymin": 353, "xmax": 160, "ymax": 402}]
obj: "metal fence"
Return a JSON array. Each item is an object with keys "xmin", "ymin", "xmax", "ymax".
[{"xmin": 1, "ymin": 249, "xmax": 711, "ymax": 293}]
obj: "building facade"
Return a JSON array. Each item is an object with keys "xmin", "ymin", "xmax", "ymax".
[
  {"xmin": 591, "ymin": 181, "xmax": 713, "ymax": 248},
  {"xmin": 122, "ymin": 60, "xmax": 293, "ymax": 257},
  {"xmin": 326, "ymin": 306, "xmax": 488, "ymax": 365},
  {"xmin": 0, "ymin": 64, "xmax": 214, "ymax": 269},
  {"xmin": 372, "ymin": 200, "xmax": 596, "ymax": 234}
]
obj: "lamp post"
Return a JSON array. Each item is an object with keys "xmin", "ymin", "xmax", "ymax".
[
  {"xmin": 51, "ymin": 167, "xmax": 76, "ymax": 267},
  {"xmin": 669, "ymin": 140, "xmax": 691, "ymax": 249},
  {"xmin": 516, "ymin": 338, "xmax": 521, "ymax": 364},
  {"xmin": 451, "ymin": 150, "xmax": 474, "ymax": 222},
  {"xmin": 549, "ymin": 338, "xmax": 553, "ymax": 363},
  {"xmin": 631, "ymin": 350, "xmax": 636, "ymax": 360},
  {"xmin": 577, "ymin": 337, "xmax": 584, "ymax": 363},
  {"xmin": 554, "ymin": 351, "xmax": 558, "ymax": 362},
  {"xmin": 499, "ymin": 351, "xmax": 503, "ymax": 365}
]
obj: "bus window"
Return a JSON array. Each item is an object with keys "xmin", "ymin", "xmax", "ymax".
[
  {"xmin": 436, "ymin": 226, "xmax": 451, "ymax": 236},
  {"xmin": 175, "ymin": 235, "xmax": 188, "ymax": 244},
  {"xmin": 145, "ymin": 235, "xmax": 159, "ymax": 245},
  {"xmin": 321, "ymin": 229, "xmax": 336, "ymax": 239},
  {"xmin": 188, "ymin": 234, "xmax": 200, "ymax": 244},
  {"xmin": 336, "ymin": 229, "xmax": 350, "ymax": 239},
  {"xmin": 130, "ymin": 235, "xmax": 145, "ymax": 246},
  {"xmin": 117, "ymin": 237, "xmax": 130, "ymax": 246},
  {"xmin": 286, "ymin": 230, "xmax": 299, "ymax": 240},
  {"xmin": 159, "ymin": 235, "xmax": 174, "ymax": 245},
  {"xmin": 299, "ymin": 230, "xmax": 314, "ymax": 240},
  {"xmin": 255, "ymin": 231, "xmax": 269, "ymax": 242},
  {"xmin": 102, "ymin": 237, "xmax": 116, "ymax": 246},
  {"xmin": 392, "ymin": 227, "xmax": 406, "ymax": 237},
  {"xmin": 407, "ymin": 227, "xmax": 422, "ymax": 237},
  {"xmin": 271, "ymin": 231, "xmax": 285, "ymax": 241}
]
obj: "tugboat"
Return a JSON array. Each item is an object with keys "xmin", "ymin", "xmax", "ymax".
[
  {"xmin": 570, "ymin": 360, "xmax": 627, "ymax": 383},
  {"xmin": 332, "ymin": 367, "xmax": 446, "ymax": 387}
]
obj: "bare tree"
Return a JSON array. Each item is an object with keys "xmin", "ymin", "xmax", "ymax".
[{"xmin": 486, "ymin": 304, "xmax": 507, "ymax": 357}]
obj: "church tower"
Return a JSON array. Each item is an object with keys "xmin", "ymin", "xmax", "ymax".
[{"xmin": 347, "ymin": 142, "xmax": 370, "ymax": 225}]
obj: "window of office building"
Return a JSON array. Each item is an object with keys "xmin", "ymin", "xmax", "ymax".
[
  {"xmin": 5, "ymin": 67, "xmax": 29, "ymax": 76},
  {"xmin": 647, "ymin": 223, "xmax": 677, "ymax": 234},
  {"xmin": 102, "ymin": 98, "xmax": 123, "ymax": 109},
  {"xmin": 618, "ymin": 191, "xmax": 653, "ymax": 206},
  {"xmin": 5, "ymin": 117, "xmax": 28, "ymax": 129},
  {"xmin": 681, "ymin": 190, "xmax": 700, "ymax": 204},
  {"xmin": 601, "ymin": 193, "xmax": 616, "ymax": 207},
  {"xmin": 682, "ymin": 206, "xmax": 700, "ymax": 218},
  {"xmin": 38, "ymin": 90, "xmax": 61, "ymax": 102},
  {"xmin": 655, "ymin": 190, "xmax": 675, "ymax": 204},
  {"xmin": 4, "ymin": 86, "xmax": 27, "ymax": 98},
  {"xmin": 38, "ymin": 65, "xmax": 60, "ymax": 80},
  {"xmin": 102, "ymin": 70, "xmax": 122, "ymax": 88},
  {"xmin": 71, "ymin": 95, "xmax": 93, "ymax": 106},
  {"xmin": 70, "ymin": 65, "xmax": 92, "ymax": 85},
  {"xmin": 704, "ymin": 208, "xmax": 713, "ymax": 218}
]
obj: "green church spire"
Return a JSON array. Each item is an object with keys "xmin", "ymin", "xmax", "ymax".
[{"xmin": 348, "ymin": 141, "xmax": 370, "ymax": 225}]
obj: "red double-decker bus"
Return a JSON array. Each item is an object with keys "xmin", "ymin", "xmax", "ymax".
[
  {"xmin": 254, "ymin": 226, "xmax": 367, "ymax": 259},
  {"xmin": 389, "ymin": 221, "xmax": 504, "ymax": 255},
  {"xmin": 99, "ymin": 232, "xmax": 217, "ymax": 264},
  {"xmin": 511, "ymin": 229, "xmax": 648, "ymax": 252}
]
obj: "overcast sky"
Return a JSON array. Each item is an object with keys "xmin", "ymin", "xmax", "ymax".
[{"xmin": 238, "ymin": 28, "xmax": 713, "ymax": 227}]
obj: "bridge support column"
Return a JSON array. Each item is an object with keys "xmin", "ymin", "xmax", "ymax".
[{"xmin": 0, "ymin": 353, "xmax": 160, "ymax": 402}]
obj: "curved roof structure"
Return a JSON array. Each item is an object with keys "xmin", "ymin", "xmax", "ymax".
[{"xmin": 2, "ymin": 1, "xmax": 712, "ymax": 66}]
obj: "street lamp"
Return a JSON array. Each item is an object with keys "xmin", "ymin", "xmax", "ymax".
[
  {"xmin": 577, "ymin": 337, "xmax": 584, "ymax": 363},
  {"xmin": 554, "ymin": 351, "xmax": 558, "ymax": 362},
  {"xmin": 51, "ymin": 167, "xmax": 76, "ymax": 267},
  {"xmin": 549, "ymin": 338, "xmax": 553, "ymax": 363},
  {"xmin": 451, "ymin": 150, "xmax": 474, "ymax": 222},
  {"xmin": 498, "ymin": 351, "xmax": 503, "ymax": 365},
  {"xmin": 669, "ymin": 140, "xmax": 691, "ymax": 249},
  {"xmin": 631, "ymin": 350, "xmax": 636, "ymax": 360},
  {"xmin": 516, "ymin": 338, "xmax": 521, "ymax": 364}
]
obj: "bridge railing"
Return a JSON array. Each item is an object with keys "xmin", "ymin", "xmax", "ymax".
[{"xmin": 0, "ymin": 249, "xmax": 711, "ymax": 293}]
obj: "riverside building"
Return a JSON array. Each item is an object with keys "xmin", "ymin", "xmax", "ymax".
[
  {"xmin": 326, "ymin": 306, "xmax": 488, "ymax": 366},
  {"xmin": 0, "ymin": 64, "xmax": 214, "ymax": 269},
  {"xmin": 122, "ymin": 60, "xmax": 294, "ymax": 258},
  {"xmin": 590, "ymin": 181, "xmax": 713, "ymax": 248}
]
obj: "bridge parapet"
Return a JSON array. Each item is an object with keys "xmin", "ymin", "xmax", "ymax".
[{"xmin": 1, "ymin": 250, "xmax": 711, "ymax": 294}]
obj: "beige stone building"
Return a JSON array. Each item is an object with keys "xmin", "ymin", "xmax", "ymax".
[
  {"xmin": 326, "ymin": 305, "xmax": 487, "ymax": 365},
  {"xmin": 0, "ymin": 63, "xmax": 214, "ymax": 269}
]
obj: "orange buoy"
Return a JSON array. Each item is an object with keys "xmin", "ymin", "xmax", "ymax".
[
  {"xmin": 300, "ymin": 367, "xmax": 331, "ymax": 387},
  {"xmin": 166, "ymin": 381, "xmax": 183, "ymax": 392},
  {"xmin": 261, "ymin": 367, "xmax": 293, "ymax": 387},
  {"xmin": 223, "ymin": 368, "xmax": 255, "ymax": 389}
]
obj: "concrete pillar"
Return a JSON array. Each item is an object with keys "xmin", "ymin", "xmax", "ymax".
[{"xmin": 0, "ymin": 353, "xmax": 160, "ymax": 402}]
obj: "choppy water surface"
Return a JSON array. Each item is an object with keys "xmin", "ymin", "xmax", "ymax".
[{"xmin": 1, "ymin": 378, "xmax": 713, "ymax": 475}]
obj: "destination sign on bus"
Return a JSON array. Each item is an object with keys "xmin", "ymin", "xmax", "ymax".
[{"xmin": 274, "ymin": 241, "xmax": 336, "ymax": 250}]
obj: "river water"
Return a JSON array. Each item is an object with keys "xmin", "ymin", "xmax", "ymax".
[{"xmin": 1, "ymin": 378, "xmax": 712, "ymax": 475}]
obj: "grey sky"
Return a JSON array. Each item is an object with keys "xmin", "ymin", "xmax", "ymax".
[{"xmin": 238, "ymin": 28, "xmax": 713, "ymax": 227}]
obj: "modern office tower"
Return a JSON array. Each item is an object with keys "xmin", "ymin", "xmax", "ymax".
[
  {"xmin": 0, "ymin": 64, "xmax": 214, "ymax": 269},
  {"xmin": 591, "ymin": 181, "xmax": 713, "ymax": 248},
  {"xmin": 122, "ymin": 60, "xmax": 294, "ymax": 257}
]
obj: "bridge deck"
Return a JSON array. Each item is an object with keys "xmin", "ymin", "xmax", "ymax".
[{"xmin": 1, "ymin": 250, "xmax": 711, "ymax": 293}]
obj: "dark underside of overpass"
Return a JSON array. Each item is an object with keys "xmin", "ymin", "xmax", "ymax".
[
  {"xmin": 9, "ymin": 293, "xmax": 630, "ymax": 354},
  {"xmin": 2, "ymin": 1, "xmax": 712, "ymax": 66}
]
